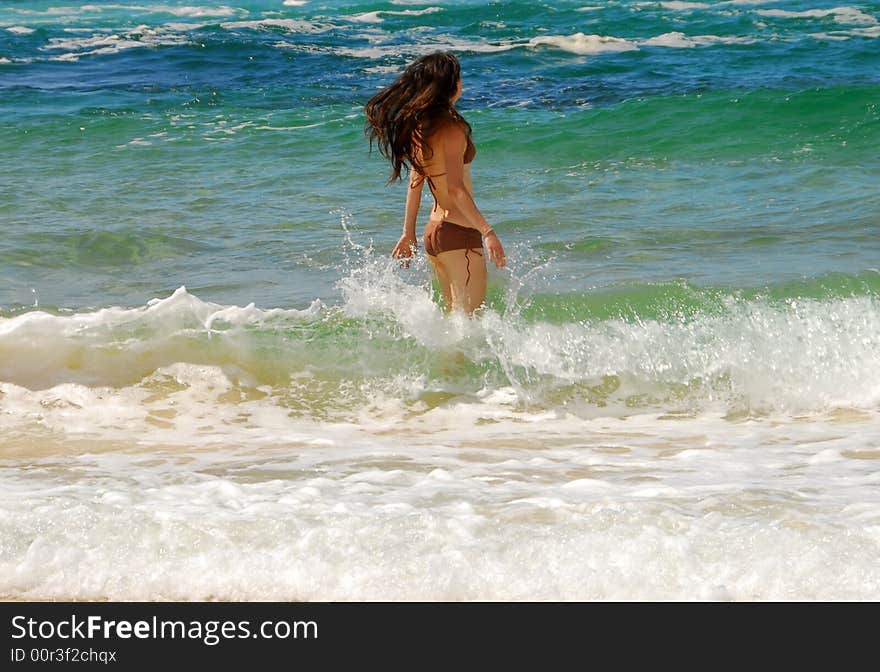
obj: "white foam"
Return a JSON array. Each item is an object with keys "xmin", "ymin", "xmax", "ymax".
[
  {"xmin": 634, "ymin": 0, "xmax": 710, "ymax": 7},
  {"xmin": 78, "ymin": 4, "xmax": 242, "ymax": 18},
  {"xmin": 363, "ymin": 64, "xmax": 406, "ymax": 75},
  {"xmin": 348, "ymin": 7, "xmax": 443, "ymax": 23},
  {"xmin": 524, "ymin": 29, "xmax": 761, "ymax": 55},
  {"xmin": 2, "ymin": 407, "xmax": 880, "ymax": 600},
  {"xmin": 3, "ymin": 271, "xmax": 880, "ymax": 600},
  {"xmin": 5, "ymin": 262, "xmax": 880, "ymax": 418},
  {"xmin": 640, "ymin": 31, "xmax": 756, "ymax": 47},
  {"xmin": 720, "ymin": 0, "xmax": 783, "ymax": 5},
  {"xmin": 330, "ymin": 37, "xmax": 519, "ymax": 59},
  {"xmin": 850, "ymin": 24, "xmax": 880, "ymax": 37},
  {"xmin": 808, "ymin": 31, "xmax": 851, "ymax": 41},
  {"xmin": 4, "ymin": 7, "xmax": 72, "ymax": 16},
  {"xmin": 660, "ymin": 1, "xmax": 711, "ymax": 9},
  {"xmin": 806, "ymin": 23, "xmax": 880, "ymax": 40},
  {"xmin": 220, "ymin": 18, "xmax": 332, "ymax": 33},
  {"xmin": 43, "ymin": 24, "xmax": 189, "ymax": 61},
  {"xmin": 433, "ymin": 36, "xmax": 521, "ymax": 53},
  {"xmin": 0, "ymin": 286, "xmax": 323, "ymax": 385},
  {"xmin": 756, "ymin": 7, "xmax": 878, "ymax": 25},
  {"xmin": 6, "ymin": 26, "xmax": 35, "ymax": 34},
  {"xmin": 527, "ymin": 33, "xmax": 639, "ymax": 55},
  {"xmin": 163, "ymin": 21, "xmax": 209, "ymax": 30},
  {"xmin": 348, "ymin": 11, "xmax": 385, "ymax": 24}
]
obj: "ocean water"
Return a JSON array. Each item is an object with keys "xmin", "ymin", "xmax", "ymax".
[{"xmin": 1, "ymin": 0, "xmax": 879, "ymax": 600}]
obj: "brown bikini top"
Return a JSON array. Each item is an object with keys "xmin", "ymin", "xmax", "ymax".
[
  {"xmin": 463, "ymin": 135, "xmax": 476, "ymax": 165},
  {"xmin": 418, "ymin": 131, "xmax": 476, "ymax": 198}
]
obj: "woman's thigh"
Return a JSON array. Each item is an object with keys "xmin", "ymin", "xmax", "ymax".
[
  {"xmin": 427, "ymin": 255, "xmax": 453, "ymax": 308},
  {"xmin": 432, "ymin": 247, "xmax": 486, "ymax": 313}
]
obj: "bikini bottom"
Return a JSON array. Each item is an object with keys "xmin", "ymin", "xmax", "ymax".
[
  {"xmin": 423, "ymin": 220, "xmax": 484, "ymax": 286},
  {"xmin": 423, "ymin": 220, "xmax": 482, "ymax": 257}
]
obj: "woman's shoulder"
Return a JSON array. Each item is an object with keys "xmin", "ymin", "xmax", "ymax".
[
  {"xmin": 420, "ymin": 109, "xmax": 473, "ymax": 163},
  {"xmin": 423, "ymin": 109, "xmax": 469, "ymax": 137}
]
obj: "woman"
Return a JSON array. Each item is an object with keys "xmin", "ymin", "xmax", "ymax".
[{"xmin": 364, "ymin": 51, "xmax": 505, "ymax": 314}]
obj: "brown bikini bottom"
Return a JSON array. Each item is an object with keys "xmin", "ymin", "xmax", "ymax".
[{"xmin": 423, "ymin": 220, "xmax": 483, "ymax": 257}]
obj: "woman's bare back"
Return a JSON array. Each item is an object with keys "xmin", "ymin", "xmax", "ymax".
[{"xmin": 416, "ymin": 123, "xmax": 475, "ymax": 226}]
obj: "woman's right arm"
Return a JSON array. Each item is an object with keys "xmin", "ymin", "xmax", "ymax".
[
  {"xmin": 392, "ymin": 170, "xmax": 423, "ymax": 262},
  {"xmin": 440, "ymin": 125, "xmax": 506, "ymax": 269}
]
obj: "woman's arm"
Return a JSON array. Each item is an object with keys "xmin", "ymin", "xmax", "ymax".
[
  {"xmin": 392, "ymin": 170, "xmax": 423, "ymax": 260},
  {"xmin": 440, "ymin": 125, "xmax": 506, "ymax": 268},
  {"xmin": 403, "ymin": 171, "xmax": 424, "ymax": 239}
]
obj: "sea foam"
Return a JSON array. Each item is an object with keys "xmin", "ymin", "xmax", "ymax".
[
  {"xmin": 527, "ymin": 33, "xmax": 639, "ymax": 55},
  {"xmin": 756, "ymin": 7, "xmax": 878, "ymax": 25}
]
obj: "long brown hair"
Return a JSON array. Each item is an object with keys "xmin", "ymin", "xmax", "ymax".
[{"xmin": 364, "ymin": 51, "xmax": 472, "ymax": 183}]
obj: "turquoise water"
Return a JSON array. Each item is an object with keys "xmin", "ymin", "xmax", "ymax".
[
  {"xmin": 1, "ymin": 0, "xmax": 878, "ymax": 310},
  {"xmin": 1, "ymin": 1, "xmax": 880, "ymax": 600}
]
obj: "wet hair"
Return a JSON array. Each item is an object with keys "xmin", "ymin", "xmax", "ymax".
[{"xmin": 364, "ymin": 51, "xmax": 472, "ymax": 183}]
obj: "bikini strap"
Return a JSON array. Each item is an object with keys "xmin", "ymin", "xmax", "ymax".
[{"xmin": 424, "ymin": 172, "xmax": 446, "ymax": 197}]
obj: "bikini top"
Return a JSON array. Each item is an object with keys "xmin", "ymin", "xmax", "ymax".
[
  {"xmin": 463, "ymin": 135, "xmax": 476, "ymax": 165},
  {"xmin": 419, "ymin": 132, "xmax": 476, "ymax": 199}
]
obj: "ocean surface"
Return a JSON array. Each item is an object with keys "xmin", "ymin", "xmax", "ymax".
[{"xmin": 1, "ymin": 0, "xmax": 879, "ymax": 600}]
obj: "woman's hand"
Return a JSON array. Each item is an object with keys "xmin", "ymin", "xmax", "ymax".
[
  {"xmin": 484, "ymin": 230, "xmax": 506, "ymax": 269},
  {"xmin": 392, "ymin": 233, "xmax": 418, "ymax": 267}
]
